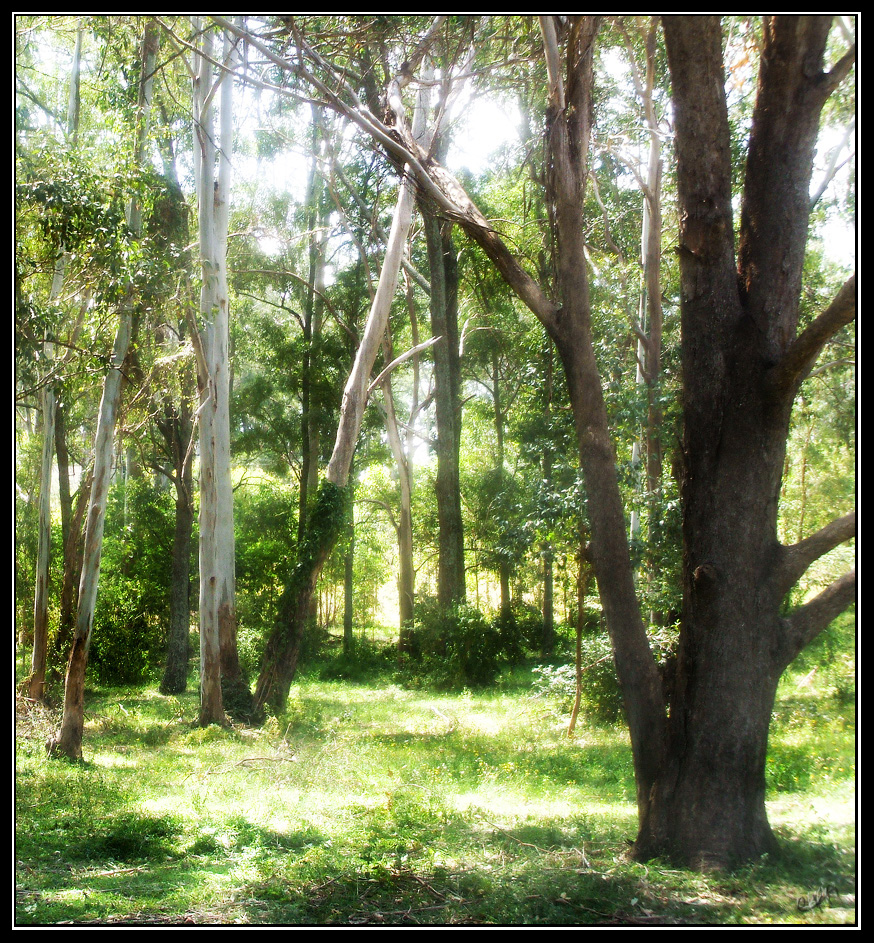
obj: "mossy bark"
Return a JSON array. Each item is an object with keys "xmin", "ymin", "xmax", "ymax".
[{"xmin": 253, "ymin": 481, "xmax": 348, "ymax": 713}]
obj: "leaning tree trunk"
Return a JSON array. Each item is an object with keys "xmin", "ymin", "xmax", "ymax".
[
  {"xmin": 632, "ymin": 15, "xmax": 857, "ymax": 868},
  {"xmin": 47, "ymin": 21, "xmax": 158, "ymax": 761},
  {"xmin": 253, "ymin": 127, "xmax": 420, "ymax": 712},
  {"xmin": 538, "ymin": 15, "xmax": 669, "ymax": 818}
]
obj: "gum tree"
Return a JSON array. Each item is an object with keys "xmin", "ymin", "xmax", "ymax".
[{"xmin": 47, "ymin": 19, "xmax": 159, "ymax": 759}]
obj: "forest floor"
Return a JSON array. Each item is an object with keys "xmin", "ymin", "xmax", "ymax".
[{"xmin": 15, "ymin": 653, "xmax": 856, "ymax": 927}]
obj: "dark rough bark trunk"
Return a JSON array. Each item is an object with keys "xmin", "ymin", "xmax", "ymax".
[
  {"xmin": 630, "ymin": 14, "xmax": 856, "ymax": 868},
  {"xmin": 159, "ymin": 401, "xmax": 196, "ymax": 696},
  {"xmin": 422, "ymin": 209, "xmax": 465, "ymax": 609},
  {"xmin": 160, "ymin": 484, "xmax": 193, "ymax": 695}
]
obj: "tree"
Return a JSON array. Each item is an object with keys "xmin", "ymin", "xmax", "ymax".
[
  {"xmin": 48, "ymin": 19, "xmax": 159, "ymax": 759},
  {"xmin": 187, "ymin": 18, "xmax": 252, "ymax": 724},
  {"xmin": 225, "ymin": 14, "xmax": 855, "ymax": 867},
  {"xmin": 251, "ymin": 47, "xmax": 432, "ymax": 711},
  {"xmin": 632, "ymin": 15, "xmax": 856, "ymax": 867}
]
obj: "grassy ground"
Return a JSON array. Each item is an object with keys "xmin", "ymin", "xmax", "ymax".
[{"xmin": 15, "ymin": 657, "xmax": 856, "ymax": 926}]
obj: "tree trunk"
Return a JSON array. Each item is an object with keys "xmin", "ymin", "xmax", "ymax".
[
  {"xmin": 541, "ymin": 347, "xmax": 556, "ymax": 658},
  {"xmin": 51, "ymin": 447, "xmax": 91, "ymax": 683},
  {"xmin": 631, "ymin": 15, "xmax": 857, "ymax": 868},
  {"xmin": 48, "ymin": 21, "xmax": 158, "ymax": 760},
  {"xmin": 539, "ymin": 15, "xmax": 669, "ymax": 818},
  {"xmin": 159, "ymin": 400, "xmax": 195, "ymax": 695},
  {"xmin": 343, "ymin": 479, "xmax": 355, "ymax": 656},
  {"xmin": 380, "ymin": 345, "xmax": 417, "ymax": 638},
  {"xmin": 27, "ymin": 380, "xmax": 55, "ymax": 703},
  {"xmin": 422, "ymin": 208, "xmax": 465, "ymax": 609},
  {"xmin": 191, "ymin": 21, "xmax": 250, "ymax": 724},
  {"xmin": 253, "ymin": 95, "xmax": 420, "ymax": 711},
  {"xmin": 27, "ymin": 30, "xmax": 83, "ymax": 703}
]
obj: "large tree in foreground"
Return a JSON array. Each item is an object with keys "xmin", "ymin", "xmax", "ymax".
[{"xmin": 633, "ymin": 14, "xmax": 856, "ymax": 867}]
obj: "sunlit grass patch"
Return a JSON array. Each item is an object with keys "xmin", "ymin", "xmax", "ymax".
[{"xmin": 15, "ymin": 659, "xmax": 855, "ymax": 926}]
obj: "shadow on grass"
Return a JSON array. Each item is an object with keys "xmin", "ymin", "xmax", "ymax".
[{"xmin": 16, "ymin": 795, "xmax": 856, "ymax": 927}]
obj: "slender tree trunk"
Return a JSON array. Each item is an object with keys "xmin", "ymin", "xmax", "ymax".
[
  {"xmin": 381, "ymin": 349, "xmax": 416, "ymax": 637},
  {"xmin": 540, "ymin": 345, "xmax": 556, "ymax": 658},
  {"xmin": 191, "ymin": 21, "xmax": 250, "ymax": 724},
  {"xmin": 48, "ymin": 21, "xmax": 158, "ymax": 760},
  {"xmin": 422, "ymin": 208, "xmax": 465, "ymax": 609},
  {"xmin": 159, "ymin": 399, "xmax": 196, "ymax": 695},
  {"xmin": 538, "ymin": 15, "xmax": 668, "ymax": 818},
  {"xmin": 27, "ymin": 378, "xmax": 56, "ymax": 703},
  {"xmin": 51, "ymin": 452, "xmax": 91, "ymax": 682},
  {"xmin": 342, "ymin": 477, "xmax": 355, "ymax": 655},
  {"xmin": 27, "ymin": 29, "xmax": 83, "ymax": 703}
]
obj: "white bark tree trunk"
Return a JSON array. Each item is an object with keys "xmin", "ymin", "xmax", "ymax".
[
  {"xmin": 27, "ymin": 27, "xmax": 83, "ymax": 704},
  {"xmin": 191, "ymin": 20, "xmax": 241, "ymax": 725}
]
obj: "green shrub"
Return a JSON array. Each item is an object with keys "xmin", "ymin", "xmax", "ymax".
[
  {"xmin": 88, "ymin": 479, "xmax": 175, "ymax": 685},
  {"xmin": 90, "ymin": 575, "xmax": 166, "ymax": 685},
  {"xmin": 531, "ymin": 636, "xmax": 622, "ymax": 723},
  {"xmin": 403, "ymin": 602, "xmax": 504, "ymax": 688}
]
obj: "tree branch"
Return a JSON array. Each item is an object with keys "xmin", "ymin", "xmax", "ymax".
[
  {"xmin": 211, "ymin": 16, "xmax": 559, "ymax": 329},
  {"xmin": 369, "ymin": 337, "xmax": 441, "ymax": 394},
  {"xmin": 766, "ymin": 274, "xmax": 856, "ymax": 402},
  {"xmin": 780, "ymin": 570, "xmax": 856, "ymax": 665},
  {"xmin": 775, "ymin": 509, "xmax": 856, "ymax": 598}
]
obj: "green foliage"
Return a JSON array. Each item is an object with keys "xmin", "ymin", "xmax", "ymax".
[
  {"xmin": 403, "ymin": 601, "xmax": 514, "ymax": 689},
  {"xmin": 89, "ymin": 576, "xmax": 165, "ymax": 686},
  {"xmin": 89, "ymin": 478, "xmax": 175, "ymax": 685},
  {"xmin": 532, "ymin": 622, "xmax": 680, "ymax": 725},
  {"xmin": 234, "ymin": 477, "xmax": 298, "ymax": 672}
]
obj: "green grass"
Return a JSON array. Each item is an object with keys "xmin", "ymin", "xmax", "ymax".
[{"xmin": 15, "ymin": 659, "xmax": 856, "ymax": 926}]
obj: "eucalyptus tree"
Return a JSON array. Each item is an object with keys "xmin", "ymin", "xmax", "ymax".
[
  {"xmin": 183, "ymin": 17, "xmax": 255, "ymax": 724},
  {"xmin": 47, "ymin": 19, "xmax": 159, "ymax": 759},
  {"xmin": 19, "ymin": 23, "xmax": 83, "ymax": 703}
]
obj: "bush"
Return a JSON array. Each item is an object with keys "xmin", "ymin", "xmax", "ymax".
[
  {"xmin": 532, "ymin": 624, "xmax": 680, "ymax": 725},
  {"xmin": 90, "ymin": 575, "xmax": 166, "ymax": 685},
  {"xmin": 88, "ymin": 479, "xmax": 175, "ymax": 685},
  {"xmin": 403, "ymin": 602, "xmax": 505, "ymax": 688}
]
